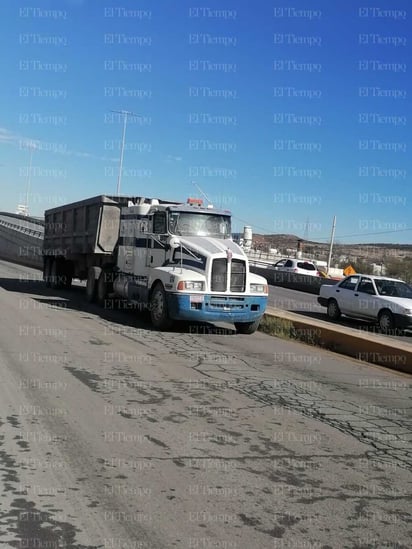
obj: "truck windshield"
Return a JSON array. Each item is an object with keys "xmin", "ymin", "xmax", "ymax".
[{"xmin": 169, "ymin": 212, "xmax": 231, "ymax": 238}]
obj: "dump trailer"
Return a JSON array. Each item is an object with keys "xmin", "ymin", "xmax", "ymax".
[{"xmin": 43, "ymin": 195, "xmax": 268, "ymax": 333}]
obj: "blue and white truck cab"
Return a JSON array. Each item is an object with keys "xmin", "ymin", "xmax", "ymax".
[{"xmin": 113, "ymin": 197, "xmax": 268, "ymax": 332}]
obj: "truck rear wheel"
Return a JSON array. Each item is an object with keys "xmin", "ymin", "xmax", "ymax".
[
  {"xmin": 149, "ymin": 283, "xmax": 172, "ymax": 330},
  {"xmin": 235, "ymin": 319, "xmax": 260, "ymax": 335},
  {"xmin": 62, "ymin": 261, "xmax": 73, "ymax": 289},
  {"xmin": 86, "ymin": 267, "xmax": 100, "ymax": 303},
  {"xmin": 44, "ymin": 258, "xmax": 52, "ymax": 287},
  {"xmin": 50, "ymin": 259, "xmax": 61, "ymax": 289}
]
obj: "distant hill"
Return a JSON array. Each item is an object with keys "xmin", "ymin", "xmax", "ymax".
[{"xmin": 251, "ymin": 234, "xmax": 412, "ymax": 261}]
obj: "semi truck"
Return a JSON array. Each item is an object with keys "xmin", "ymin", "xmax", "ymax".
[{"xmin": 43, "ymin": 195, "xmax": 268, "ymax": 333}]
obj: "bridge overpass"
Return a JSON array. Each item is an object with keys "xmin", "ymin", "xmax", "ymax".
[{"xmin": 0, "ymin": 211, "xmax": 44, "ymax": 270}]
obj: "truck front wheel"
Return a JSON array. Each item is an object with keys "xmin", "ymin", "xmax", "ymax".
[
  {"xmin": 235, "ymin": 319, "xmax": 261, "ymax": 335},
  {"xmin": 96, "ymin": 268, "xmax": 114, "ymax": 306},
  {"xmin": 149, "ymin": 283, "xmax": 172, "ymax": 330}
]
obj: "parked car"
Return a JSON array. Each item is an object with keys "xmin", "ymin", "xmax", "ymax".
[
  {"xmin": 272, "ymin": 258, "xmax": 320, "ymax": 276},
  {"xmin": 318, "ymin": 274, "xmax": 412, "ymax": 333}
]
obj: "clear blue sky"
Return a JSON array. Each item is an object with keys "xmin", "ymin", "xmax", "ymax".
[{"xmin": 0, "ymin": 0, "xmax": 410, "ymax": 244}]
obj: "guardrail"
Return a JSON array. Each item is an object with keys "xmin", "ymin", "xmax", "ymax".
[
  {"xmin": 0, "ymin": 218, "xmax": 44, "ymax": 239},
  {"xmin": 0, "ymin": 211, "xmax": 44, "ymax": 226}
]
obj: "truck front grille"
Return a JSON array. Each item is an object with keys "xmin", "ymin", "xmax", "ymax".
[
  {"xmin": 230, "ymin": 259, "xmax": 246, "ymax": 292},
  {"xmin": 211, "ymin": 258, "xmax": 227, "ymax": 291},
  {"xmin": 211, "ymin": 258, "xmax": 246, "ymax": 292}
]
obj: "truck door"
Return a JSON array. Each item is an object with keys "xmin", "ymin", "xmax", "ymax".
[
  {"xmin": 133, "ymin": 218, "xmax": 149, "ymax": 277},
  {"xmin": 149, "ymin": 212, "xmax": 168, "ymax": 268}
]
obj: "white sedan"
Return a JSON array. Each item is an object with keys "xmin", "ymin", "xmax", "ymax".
[
  {"xmin": 272, "ymin": 258, "xmax": 320, "ymax": 276},
  {"xmin": 318, "ymin": 274, "xmax": 412, "ymax": 333}
]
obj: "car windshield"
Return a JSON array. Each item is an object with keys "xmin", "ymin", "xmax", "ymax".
[
  {"xmin": 168, "ymin": 212, "xmax": 231, "ymax": 238},
  {"xmin": 375, "ymin": 279, "xmax": 412, "ymax": 298}
]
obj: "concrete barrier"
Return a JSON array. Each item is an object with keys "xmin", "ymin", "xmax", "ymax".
[
  {"xmin": 250, "ymin": 264, "xmax": 338, "ymax": 294},
  {"xmin": 264, "ymin": 306, "xmax": 412, "ymax": 375}
]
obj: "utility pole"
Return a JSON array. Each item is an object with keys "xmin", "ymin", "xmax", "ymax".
[
  {"xmin": 24, "ymin": 141, "xmax": 36, "ymax": 216},
  {"xmin": 110, "ymin": 110, "xmax": 141, "ymax": 195},
  {"xmin": 327, "ymin": 215, "xmax": 337, "ymax": 274}
]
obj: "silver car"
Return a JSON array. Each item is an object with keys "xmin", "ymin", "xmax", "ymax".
[{"xmin": 272, "ymin": 258, "xmax": 320, "ymax": 277}]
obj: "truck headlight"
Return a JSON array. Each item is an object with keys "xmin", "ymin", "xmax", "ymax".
[
  {"xmin": 250, "ymin": 283, "xmax": 268, "ymax": 293},
  {"xmin": 177, "ymin": 281, "xmax": 205, "ymax": 291}
]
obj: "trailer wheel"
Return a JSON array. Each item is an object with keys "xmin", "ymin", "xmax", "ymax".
[
  {"xmin": 149, "ymin": 283, "xmax": 172, "ymax": 330},
  {"xmin": 61, "ymin": 261, "xmax": 73, "ymax": 289},
  {"xmin": 50, "ymin": 259, "xmax": 61, "ymax": 289},
  {"xmin": 44, "ymin": 258, "xmax": 52, "ymax": 287},
  {"xmin": 86, "ymin": 267, "xmax": 100, "ymax": 303},
  {"xmin": 235, "ymin": 319, "xmax": 260, "ymax": 335}
]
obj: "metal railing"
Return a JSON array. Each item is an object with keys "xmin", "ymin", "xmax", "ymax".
[{"xmin": 0, "ymin": 215, "xmax": 44, "ymax": 239}]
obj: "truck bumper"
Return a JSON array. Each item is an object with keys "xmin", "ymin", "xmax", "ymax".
[{"xmin": 166, "ymin": 293, "xmax": 268, "ymax": 323}]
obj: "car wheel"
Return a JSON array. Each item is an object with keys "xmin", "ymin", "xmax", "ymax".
[
  {"xmin": 327, "ymin": 299, "xmax": 341, "ymax": 320},
  {"xmin": 378, "ymin": 310, "xmax": 395, "ymax": 334},
  {"xmin": 235, "ymin": 319, "xmax": 260, "ymax": 334},
  {"xmin": 149, "ymin": 283, "xmax": 172, "ymax": 330}
]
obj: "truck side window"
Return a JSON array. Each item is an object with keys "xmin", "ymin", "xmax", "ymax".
[{"xmin": 153, "ymin": 212, "xmax": 167, "ymax": 234}]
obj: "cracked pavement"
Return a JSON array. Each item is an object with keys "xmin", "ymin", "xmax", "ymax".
[{"xmin": 0, "ymin": 260, "xmax": 411, "ymax": 548}]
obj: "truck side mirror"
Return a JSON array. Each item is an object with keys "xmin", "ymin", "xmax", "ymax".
[{"xmin": 168, "ymin": 236, "xmax": 181, "ymax": 249}]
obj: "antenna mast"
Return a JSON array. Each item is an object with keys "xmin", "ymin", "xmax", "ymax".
[
  {"xmin": 110, "ymin": 110, "xmax": 141, "ymax": 195},
  {"xmin": 193, "ymin": 182, "xmax": 212, "ymax": 205}
]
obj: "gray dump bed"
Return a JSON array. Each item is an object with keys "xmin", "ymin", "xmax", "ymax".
[{"xmin": 43, "ymin": 195, "xmax": 132, "ymax": 257}]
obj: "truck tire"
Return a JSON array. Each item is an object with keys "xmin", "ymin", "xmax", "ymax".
[
  {"xmin": 50, "ymin": 259, "xmax": 61, "ymax": 289},
  {"xmin": 44, "ymin": 258, "xmax": 52, "ymax": 287},
  {"xmin": 86, "ymin": 267, "xmax": 100, "ymax": 303},
  {"xmin": 61, "ymin": 260, "xmax": 73, "ymax": 289},
  {"xmin": 235, "ymin": 319, "xmax": 260, "ymax": 335},
  {"xmin": 96, "ymin": 271, "xmax": 109, "ymax": 306},
  {"xmin": 149, "ymin": 283, "xmax": 172, "ymax": 330}
]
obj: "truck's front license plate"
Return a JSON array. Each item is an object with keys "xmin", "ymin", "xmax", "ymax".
[{"xmin": 190, "ymin": 295, "xmax": 204, "ymax": 303}]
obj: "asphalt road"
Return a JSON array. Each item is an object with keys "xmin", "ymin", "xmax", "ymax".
[
  {"xmin": 0, "ymin": 259, "xmax": 411, "ymax": 548},
  {"xmin": 268, "ymin": 285, "xmax": 412, "ymax": 342}
]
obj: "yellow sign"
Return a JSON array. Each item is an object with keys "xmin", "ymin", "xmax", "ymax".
[{"xmin": 343, "ymin": 265, "xmax": 356, "ymax": 276}]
